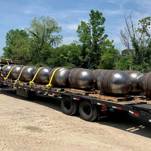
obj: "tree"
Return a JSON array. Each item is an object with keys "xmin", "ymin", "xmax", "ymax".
[
  {"xmin": 3, "ymin": 17, "xmax": 62, "ymax": 66},
  {"xmin": 3, "ymin": 29, "xmax": 31, "ymax": 64},
  {"xmin": 115, "ymin": 53, "xmax": 133, "ymax": 70},
  {"xmin": 120, "ymin": 16, "xmax": 151, "ymax": 71},
  {"xmin": 98, "ymin": 39, "xmax": 119, "ymax": 69},
  {"xmin": 77, "ymin": 10, "xmax": 107, "ymax": 69},
  {"xmin": 47, "ymin": 43, "xmax": 81, "ymax": 67},
  {"xmin": 28, "ymin": 16, "xmax": 62, "ymax": 65}
]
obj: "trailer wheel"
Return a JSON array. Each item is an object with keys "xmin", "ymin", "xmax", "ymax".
[
  {"xmin": 61, "ymin": 98, "xmax": 78, "ymax": 116},
  {"xmin": 79, "ymin": 101, "xmax": 98, "ymax": 122}
]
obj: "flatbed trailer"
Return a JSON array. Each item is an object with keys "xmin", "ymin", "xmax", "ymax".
[{"xmin": 1, "ymin": 79, "xmax": 151, "ymax": 125}]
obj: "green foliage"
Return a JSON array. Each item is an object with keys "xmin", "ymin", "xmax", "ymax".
[
  {"xmin": 7, "ymin": 11, "xmax": 151, "ymax": 71},
  {"xmin": 47, "ymin": 43, "xmax": 81, "ymax": 67},
  {"xmin": 77, "ymin": 10, "xmax": 107, "ymax": 69},
  {"xmin": 28, "ymin": 16, "xmax": 62, "ymax": 65},
  {"xmin": 2, "ymin": 11, "xmax": 120, "ymax": 70},
  {"xmin": 98, "ymin": 39, "xmax": 119, "ymax": 69},
  {"xmin": 3, "ymin": 29, "xmax": 31, "ymax": 64},
  {"xmin": 120, "ymin": 16, "xmax": 151, "ymax": 72},
  {"xmin": 77, "ymin": 21, "xmax": 91, "ymax": 46},
  {"xmin": 3, "ymin": 16, "xmax": 63, "ymax": 66},
  {"xmin": 115, "ymin": 54, "xmax": 133, "ymax": 70}
]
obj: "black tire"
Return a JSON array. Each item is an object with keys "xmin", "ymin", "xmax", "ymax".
[
  {"xmin": 79, "ymin": 101, "xmax": 98, "ymax": 122},
  {"xmin": 61, "ymin": 98, "xmax": 78, "ymax": 115}
]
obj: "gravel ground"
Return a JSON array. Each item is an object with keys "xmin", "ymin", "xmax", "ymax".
[{"xmin": 0, "ymin": 92, "xmax": 151, "ymax": 151}]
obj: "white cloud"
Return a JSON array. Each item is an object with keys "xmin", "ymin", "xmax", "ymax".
[
  {"xmin": 136, "ymin": 0, "xmax": 151, "ymax": 6},
  {"xmin": 63, "ymin": 36, "xmax": 78, "ymax": 44},
  {"xmin": 23, "ymin": 10, "xmax": 33, "ymax": 15},
  {"xmin": 66, "ymin": 24, "xmax": 78, "ymax": 30},
  {"xmin": 70, "ymin": 10, "xmax": 88, "ymax": 14},
  {"xmin": 104, "ymin": 9, "xmax": 123, "ymax": 16},
  {"xmin": 61, "ymin": 23, "xmax": 79, "ymax": 32},
  {"xmin": 22, "ymin": 5, "xmax": 51, "ymax": 16}
]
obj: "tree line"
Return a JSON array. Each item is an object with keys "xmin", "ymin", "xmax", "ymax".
[{"xmin": 3, "ymin": 10, "xmax": 151, "ymax": 72}]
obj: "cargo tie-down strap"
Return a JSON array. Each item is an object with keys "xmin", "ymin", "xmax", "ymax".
[
  {"xmin": 14, "ymin": 66, "xmax": 26, "ymax": 86},
  {"xmin": 29, "ymin": 67, "xmax": 43, "ymax": 86},
  {"xmin": 0, "ymin": 68, "xmax": 4, "ymax": 79},
  {"xmin": 29, "ymin": 67, "xmax": 60, "ymax": 89},
  {"xmin": 46, "ymin": 67, "xmax": 60, "ymax": 89},
  {"xmin": 4, "ymin": 65, "xmax": 16, "ymax": 81}
]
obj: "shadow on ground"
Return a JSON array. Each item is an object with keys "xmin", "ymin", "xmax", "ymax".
[
  {"xmin": 99, "ymin": 114, "xmax": 151, "ymax": 138},
  {"xmin": 1, "ymin": 91, "xmax": 151, "ymax": 139}
]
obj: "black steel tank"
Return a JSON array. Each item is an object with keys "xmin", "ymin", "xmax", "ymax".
[
  {"xmin": 93, "ymin": 69, "xmax": 103, "ymax": 82},
  {"xmin": 141, "ymin": 72, "xmax": 151, "ymax": 98},
  {"xmin": 10, "ymin": 65, "xmax": 23, "ymax": 80},
  {"xmin": 93, "ymin": 69, "xmax": 112, "ymax": 90},
  {"xmin": 34, "ymin": 67, "xmax": 51, "ymax": 84},
  {"xmin": 20, "ymin": 66, "xmax": 36, "ymax": 82},
  {"xmin": 51, "ymin": 67, "xmax": 70, "ymax": 87},
  {"xmin": 96, "ymin": 70, "xmax": 131, "ymax": 95},
  {"xmin": 68, "ymin": 68, "xmax": 94, "ymax": 90},
  {"xmin": 1, "ymin": 65, "xmax": 14, "ymax": 77},
  {"xmin": 125, "ymin": 71, "xmax": 143, "ymax": 94}
]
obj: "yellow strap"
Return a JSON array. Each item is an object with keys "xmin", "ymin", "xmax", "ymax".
[
  {"xmin": 0, "ymin": 65, "xmax": 6, "ymax": 79},
  {"xmin": 4, "ymin": 65, "xmax": 16, "ymax": 80},
  {"xmin": 1, "ymin": 64, "xmax": 7, "ymax": 73},
  {"xmin": 46, "ymin": 67, "xmax": 60, "ymax": 88},
  {"xmin": 0, "ymin": 73, "xmax": 4, "ymax": 78},
  {"xmin": 29, "ymin": 67, "xmax": 43, "ymax": 86},
  {"xmin": 14, "ymin": 66, "xmax": 26, "ymax": 85}
]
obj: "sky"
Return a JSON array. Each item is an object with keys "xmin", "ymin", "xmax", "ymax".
[{"xmin": 0, "ymin": 0, "xmax": 151, "ymax": 55}]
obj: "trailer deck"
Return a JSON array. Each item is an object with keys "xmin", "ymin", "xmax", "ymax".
[{"xmin": 1, "ymin": 70, "xmax": 151, "ymax": 124}]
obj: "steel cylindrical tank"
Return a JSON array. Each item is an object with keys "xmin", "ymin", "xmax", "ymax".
[
  {"xmin": 141, "ymin": 72, "xmax": 151, "ymax": 98},
  {"xmin": 1, "ymin": 65, "xmax": 14, "ymax": 77},
  {"xmin": 96, "ymin": 70, "xmax": 131, "ymax": 95},
  {"xmin": 51, "ymin": 67, "xmax": 70, "ymax": 87},
  {"xmin": 10, "ymin": 65, "xmax": 23, "ymax": 80},
  {"xmin": 34, "ymin": 67, "xmax": 51, "ymax": 84},
  {"xmin": 125, "ymin": 71, "xmax": 143, "ymax": 94},
  {"xmin": 20, "ymin": 66, "xmax": 36, "ymax": 82},
  {"xmin": 68, "ymin": 68, "xmax": 94, "ymax": 90},
  {"xmin": 93, "ymin": 69, "xmax": 112, "ymax": 90}
]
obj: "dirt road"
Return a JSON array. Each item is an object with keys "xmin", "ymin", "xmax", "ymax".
[{"xmin": 0, "ymin": 93, "xmax": 151, "ymax": 151}]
